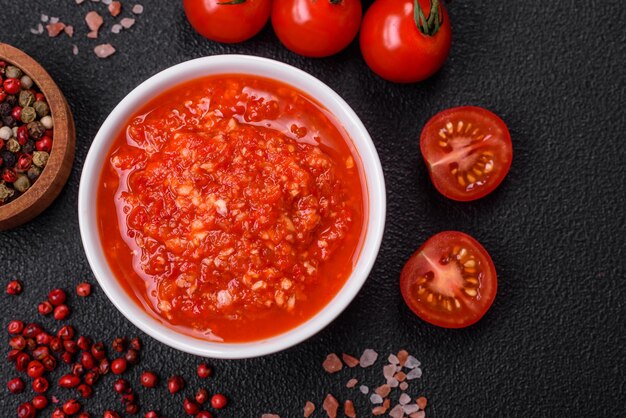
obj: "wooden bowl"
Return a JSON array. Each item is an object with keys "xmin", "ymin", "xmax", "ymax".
[{"xmin": 0, "ymin": 43, "xmax": 75, "ymax": 230}]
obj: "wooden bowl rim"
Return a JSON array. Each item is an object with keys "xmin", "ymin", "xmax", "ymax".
[{"xmin": 0, "ymin": 43, "xmax": 75, "ymax": 229}]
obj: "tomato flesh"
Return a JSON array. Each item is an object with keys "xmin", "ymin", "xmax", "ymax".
[
  {"xmin": 420, "ymin": 106, "xmax": 513, "ymax": 201},
  {"xmin": 400, "ymin": 231, "xmax": 497, "ymax": 328}
]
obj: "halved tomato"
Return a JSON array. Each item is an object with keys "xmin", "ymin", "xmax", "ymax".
[
  {"xmin": 400, "ymin": 231, "xmax": 497, "ymax": 328},
  {"xmin": 420, "ymin": 106, "xmax": 512, "ymax": 201}
]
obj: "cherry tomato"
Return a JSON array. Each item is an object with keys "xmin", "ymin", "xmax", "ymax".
[
  {"xmin": 421, "ymin": 106, "xmax": 513, "ymax": 201},
  {"xmin": 271, "ymin": 0, "xmax": 362, "ymax": 58},
  {"xmin": 360, "ymin": 0, "xmax": 452, "ymax": 83},
  {"xmin": 401, "ymin": 231, "xmax": 497, "ymax": 328},
  {"xmin": 183, "ymin": 0, "xmax": 271, "ymax": 43}
]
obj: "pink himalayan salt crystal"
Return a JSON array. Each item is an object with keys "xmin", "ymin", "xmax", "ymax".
[
  {"xmin": 108, "ymin": 1, "xmax": 122, "ymax": 17},
  {"xmin": 75, "ymin": 0, "xmax": 85, "ymax": 3},
  {"xmin": 388, "ymin": 353, "xmax": 400, "ymax": 364},
  {"xmin": 359, "ymin": 349, "xmax": 378, "ymax": 368},
  {"xmin": 344, "ymin": 400, "xmax": 356, "ymax": 418},
  {"xmin": 132, "ymin": 4, "xmax": 144, "ymax": 14},
  {"xmin": 342, "ymin": 353, "xmax": 359, "ymax": 368},
  {"xmin": 72, "ymin": 45, "xmax": 79, "ymax": 55},
  {"xmin": 397, "ymin": 349, "xmax": 409, "ymax": 366},
  {"xmin": 399, "ymin": 393, "xmax": 411, "ymax": 405},
  {"xmin": 322, "ymin": 353, "xmax": 342, "ymax": 374},
  {"xmin": 389, "ymin": 404, "xmax": 404, "ymax": 418},
  {"xmin": 406, "ymin": 367, "xmax": 422, "ymax": 380},
  {"xmin": 372, "ymin": 399, "xmax": 390, "ymax": 415},
  {"xmin": 64, "ymin": 25, "xmax": 74, "ymax": 37},
  {"xmin": 111, "ymin": 24, "xmax": 123, "ymax": 34},
  {"xmin": 404, "ymin": 355, "xmax": 421, "ymax": 369},
  {"xmin": 410, "ymin": 412, "xmax": 425, "ymax": 418},
  {"xmin": 50, "ymin": 17, "xmax": 60, "ymax": 24},
  {"xmin": 359, "ymin": 385, "xmax": 369, "ymax": 394},
  {"xmin": 416, "ymin": 397, "xmax": 428, "ymax": 410},
  {"xmin": 404, "ymin": 404, "xmax": 419, "ymax": 414},
  {"xmin": 94, "ymin": 43, "xmax": 116, "ymax": 58},
  {"xmin": 346, "ymin": 378, "xmax": 358, "ymax": 388},
  {"xmin": 399, "ymin": 381, "xmax": 409, "ymax": 391},
  {"xmin": 374, "ymin": 384, "xmax": 391, "ymax": 398},
  {"xmin": 387, "ymin": 377, "xmax": 399, "ymax": 388},
  {"xmin": 262, "ymin": 415, "xmax": 280, "ymax": 418},
  {"xmin": 46, "ymin": 22, "xmax": 66, "ymax": 37},
  {"xmin": 369, "ymin": 393, "xmax": 383, "ymax": 404},
  {"xmin": 384, "ymin": 364, "xmax": 398, "ymax": 380},
  {"xmin": 303, "ymin": 401, "xmax": 315, "ymax": 418},
  {"xmin": 395, "ymin": 371, "xmax": 407, "ymax": 382},
  {"xmin": 322, "ymin": 394, "xmax": 339, "ymax": 418},
  {"xmin": 85, "ymin": 11, "xmax": 103, "ymax": 32},
  {"xmin": 120, "ymin": 17, "xmax": 136, "ymax": 29}
]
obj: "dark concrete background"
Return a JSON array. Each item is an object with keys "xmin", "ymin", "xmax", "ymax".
[{"xmin": 1, "ymin": 0, "xmax": 625, "ymax": 416}]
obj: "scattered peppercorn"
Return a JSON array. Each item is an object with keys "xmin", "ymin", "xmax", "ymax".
[
  {"xmin": 140, "ymin": 371, "xmax": 158, "ymax": 388},
  {"xmin": 32, "ymin": 376, "xmax": 49, "ymax": 393},
  {"xmin": 196, "ymin": 412, "xmax": 213, "ymax": 418},
  {"xmin": 125, "ymin": 348, "xmax": 139, "ymax": 365},
  {"xmin": 211, "ymin": 393, "xmax": 228, "ymax": 410},
  {"xmin": 183, "ymin": 398, "xmax": 200, "ymax": 415},
  {"xmin": 111, "ymin": 357, "xmax": 128, "ymax": 374},
  {"xmin": 197, "ymin": 363, "xmax": 212, "ymax": 378},
  {"xmin": 7, "ymin": 377, "xmax": 26, "ymax": 393},
  {"xmin": 7, "ymin": 320, "xmax": 24, "ymax": 334},
  {"xmin": 76, "ymin": 282, "xmax": 91, "ymax": 297},
  {"xmin": 16, "ymin": 402, "xmax": 36, "ymax": 418},
  {"xmin": 38, "ymin": 301, "xmax": 53, "ymax": 315},
  {"xmin": 32, "ymin": 395, "xmax": 48, "ymax": 409},
  {"xmin": 129, "ymin": 337, "xmax": 142, "ymax": 351},
  {"xmin": 63, "ymin": 399, "xmax": 82, "ymax": 415},
  {"xmin": 195, "ymin": 388, "xmax": 209, "ymax": 405},
  {"xmin": 6, "ymin": 279, "xmax": 23, "ymax": 295},
  {"xmin": 167, "ymin": 375, "xmax": 185, "ymax": 394},
  {"xmin": 48, "ymin": 288, "xmax": 67, "ymax": 306},
  {"xmin": 54, "ymin": 304, "xmax": 71, "ymax": 320},
  {"xmin": 113, "ymin": 378, "xmax": 130, "ymax": 394},
  {"xmin": 112, "ymin": 337, "xmax": 127, "ymax": 352}
]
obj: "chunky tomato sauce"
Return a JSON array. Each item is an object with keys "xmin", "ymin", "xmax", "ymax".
[{"xmin": 97, "ymin": 75, "xmax": 366, "ymax": 342}]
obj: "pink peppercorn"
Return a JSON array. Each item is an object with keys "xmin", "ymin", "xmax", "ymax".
[{"xmin": 6, "ymin": 280, "xmax": 23, "ymax": 295}]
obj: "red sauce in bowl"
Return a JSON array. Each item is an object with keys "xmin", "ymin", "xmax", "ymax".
[{"xmin": 97, "ymin": 75, "xmax": 366, "ymax": 342}]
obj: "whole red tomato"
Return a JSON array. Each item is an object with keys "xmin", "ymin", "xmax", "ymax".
[
  {"xmin": 360, "ymin": 0, "xmax": 452, "ymax": 83},
  {"xmin": 183, "ymin": 0, "xmax": 271, "ymax": 43},
  {"xmin": 272, "ymin": 0, "xmax": 362, "ymax": 57}
]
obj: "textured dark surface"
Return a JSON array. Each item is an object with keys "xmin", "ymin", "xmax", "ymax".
[{"xmin": 1, "ymin": 1, "xmax": 625, "ymax": 417}]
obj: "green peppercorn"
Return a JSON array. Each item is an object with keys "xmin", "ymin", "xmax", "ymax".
[
  {"xmin": 20, "ymin": 106, "xmax": 37, "ymax": 124},
  {"xmin": 5, "ymin": 66, "xmax": 22, "ymax": 79},
  {"xmin": 18, "ymin": 90, "xmax": 35, "ymax": 108},
  {"xmin": 6, "ymin": 138, "xmax": 20, "ymax": 153},
  {"xmin": 0, "ymin": 182, "xmax": 15, "ymax": 203},
  {"xmin": 33, "ymin": 101, "xmax": 50, "ymax": 118},
  {"xmin": 13, "ymin": 175, "xmax": 30, "ymax": 193},
  {"xmin": 33, "ymin": 151, "xmax": 49, "ymax": 168},
  {"xmin": 27, "ymin": 166, "xmax": 42, "ymax": 182},
  {"xmin": 27, "ymin": 121, "xmax": 45, "ymax": 140}
]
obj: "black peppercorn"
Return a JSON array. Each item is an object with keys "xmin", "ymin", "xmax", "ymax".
[
  {"xmin": 0, "ymin": 102, "xmax": 11, "ymax": 116},
  {"xmin": 27, "ymin": 166, "xmax": 41, "ymax": 182},
  {"xmin": 21, "ymin": 140, "xmax": 35, "ymax": 155},
  {"xmin": 1, "ymin": 151, "xmax": 17, "ymax": 167},
  {"xmin": 5, "ymin": 95, "xmax": 17, "ymax": 107},
  {"xmin": 2, "ymin": 115, "xmax": 15, "ymax": 128},
  {"xmin": 27, "ymin": 121, "xmax": 45, "ymax": 139}
]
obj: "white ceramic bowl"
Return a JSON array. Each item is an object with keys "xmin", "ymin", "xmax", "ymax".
[{"xmin": 79, "ymin": 55, "xmax": 386, "ymax": 359}]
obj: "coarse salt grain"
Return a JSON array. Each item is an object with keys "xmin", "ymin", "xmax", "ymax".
[
  {"xmin": 64, "ymin": 25, "xmax": 74, "ymax": 37},
  {"xmin": 120, "ymin": 17, "xmax": 136, "ymax": 29},
  {"xmin": 108, "ymin": 1, "xmax": 122, "ymax": 17},
  {"xmin": 322, "ymin": 353, "xmax": 342, "ymax": 374},
  {"xmin": 303, "ymin": 401, "xmax": 315, "ymax": 418},
  {"xmin": 102, "ymin": 0, "xmax": 112, "ymax": 4},
  {"xmin": 389, "ymin": 404, "xmax": 404, "ymax": 418},
  {"xmin": 344, "ymin": 400, "xmax": 356, "ymax": 418},
  {"xmin": 405, "ymin": 355, "xmax": 421, "ymax": 369},
  {"xmin": 399, "ymin": 393, "xmax": 411, "ymax": 405},
  {"xmin": 41, "ymin": 14, "xmax": 49, "ymax": 22},
  {"xmin": 75, "ymin": 0, "xmax": 85, "ymax": 3},
  {"xmin": 395, "ymin": 371, "xmax": 407, "ymax": 382},
  {"xmin": 387, "ymin": 377, "xmax": 399, "ymax": 388},
  {"xmin": 416, "ymin": 397, "xmax": 427, "ymax": 410},
  {"xmin": 359, "ymin": 385, "xmax": 369, "ymax": 394},
  {"xmin": 111, "ymin": 24, "xmax": 122, "ymax": 34},
  {"xmin": 369, "ymin": 394, "xmax": 383, "ymax": 405},
  {"xmin": 94, "ymin": 43, "xmax": 116, "ymax": 58},
  {"xmin": 404, "ymin": 404, "xmax": 419, "ymax": 414},
  {"xmin": 322, "ymin": 394, "xmax": 339, "ymax": 418},
  {"xmin": 359, "ymin": 349, "xmax": 378, "ymax": 368},
  {"xmin": 388, "ymin": 353, "xmax": 400, "ymax": 365},
  {"xmin": 397, "ymin": 349, "xmax": 409, "ymax": 366},
  {"xmin": 342, "ymin": 353, "xmax": 359, "ymax": 368},
  {"xmin": 383, "ymin": 364, "xmax": 397, "ymax": 380},
  {"xmin": 46, "ymin": 22, "xmax": 66, "ymax": 37},
  {"xmin": 346, "ymin": 378, "xmax": 358, "ymax": 388},
  {"xmin": 262, "ymin": 415, "xmax": 280, "ymax": 418},
  {"xmin": 132, "ymin": 4, "xmax": 144, "ymax": 14},
  {"xmin": 50, "ymin": 17, "xmax": 60, "ymax": 24},
  {"xmin": 374, "ymin": 384, "xmax": 390, "ymax": 398},
  {"xmin": 72, "ymin": 45, "xmax": 79, "ymax": 55},
  {"xmin": 399, "ymin": 381, "xmax": 409, "ymax": 391},
  {"xmin": 406, "ymin": 367, "xmax": 422, "ymax": 380}
]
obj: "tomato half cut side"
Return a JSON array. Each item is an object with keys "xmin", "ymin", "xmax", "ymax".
[
  {"xmin": 420, "ymin": 106, "xmax": 512, "ymax": 201},
  {"xmin": 400, "ymin": 231, "xmax": 497, "ymax": 328}
]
